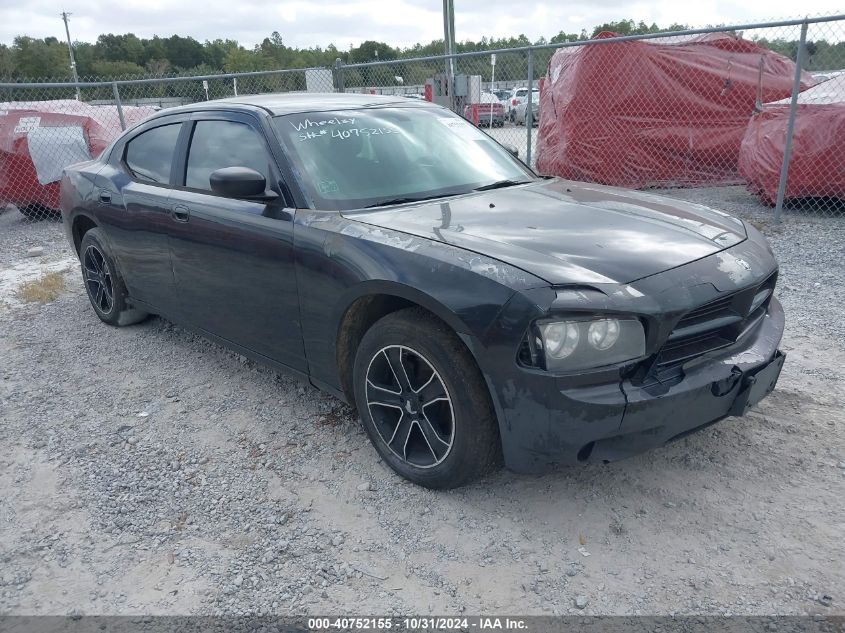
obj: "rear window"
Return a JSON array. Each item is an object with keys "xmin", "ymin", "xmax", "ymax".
[{"xmin": 124, "ymin": 123, "xmax": 181, "ymax": 184}]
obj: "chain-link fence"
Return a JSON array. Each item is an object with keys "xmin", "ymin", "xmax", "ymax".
[
  {"xmin": 1, "ymin": 14, "xmax": 844, "ymax": 222},
  {"xmin": 0, "ymin": 67, "xmax": 336, "ymax": 221}
]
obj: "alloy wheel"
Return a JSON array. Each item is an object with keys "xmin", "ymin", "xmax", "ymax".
[
  {"xmin": 83, "ymin": 245, "xmax": 115, "ymax": 315},
  {"xmin": 365, "ymin": 345, "xmax": 455, "ymax": 468}
]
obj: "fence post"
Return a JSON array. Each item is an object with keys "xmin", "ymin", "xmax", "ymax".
[
  {"xmin": 334, "ymin": 58, "xmax": 345, "ymax": 93},
  {"xmin": 526, "ymin": 48, "xmax": 534, "ymax": 167},
  {"xmin": 112, "ymin": 82, "xmax": 126, "ymax": 131},
  {"xmin": 773, "ymin": 20, "xmax": 808, "ymax": 223}
]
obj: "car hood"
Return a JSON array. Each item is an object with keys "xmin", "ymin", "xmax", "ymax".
[{"xmin": 343, "ymin": 179, "xmax": 746, "ymax": 285}]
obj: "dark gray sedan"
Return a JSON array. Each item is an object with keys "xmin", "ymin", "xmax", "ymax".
[{"xmin": 60, "ymin": 93, "xmax": 785, "ymax": 489}]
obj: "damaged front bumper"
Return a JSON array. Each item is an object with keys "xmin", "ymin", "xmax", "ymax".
[{"xmin": 494, "ymin": 296, "xmax": 786, "ymax": 474}]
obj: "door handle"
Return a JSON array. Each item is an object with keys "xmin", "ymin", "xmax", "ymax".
[
  {"xmin": 98, "ymin": 190, "xmax": 111, "ymax": 204},
  {"xmin": 171, "ymin": 205, "xmax": 190, "ymax": 223}
]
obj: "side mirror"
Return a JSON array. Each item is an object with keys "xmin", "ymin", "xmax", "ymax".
[
  {"xmin": 503, "ymin": 144, "xmax": 519, "ymax": 158},
  {"xmin": 209, "ymin": 166, "xmax": 276, "ymax": 200}
]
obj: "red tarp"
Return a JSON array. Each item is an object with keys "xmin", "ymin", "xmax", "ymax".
[
  {"xmin": 0, "ymin": 100, "xmax": 155, "ymax": 211},
  {"xmin": 536, "ymin": 32, "xmax": 812, "ymax": 189},
  {"xmin": 738, "ymin": 74, "xmax": 845, "ymax": 204}
]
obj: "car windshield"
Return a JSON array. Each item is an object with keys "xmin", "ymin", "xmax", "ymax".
[{"xmin": 272, "ymin": 107, "xmax": 534, "ymax": 210}]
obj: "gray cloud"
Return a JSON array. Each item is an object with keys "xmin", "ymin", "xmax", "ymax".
[{"xmin": 1, "ymin": 0, "xmax": 840, "ymax": 50}]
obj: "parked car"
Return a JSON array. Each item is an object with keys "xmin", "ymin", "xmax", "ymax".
[
  {"xmin": 492, "ymin": 89, "xmax": 511, "ymax": 103},
  {"xmin": 506, "ymin": 86, "xmax": 535, "ymax": 121},
  {"xmin": 61, "ymin": 93, "xmax": 785, "ymax": 489},
  {"xmin": 514, "ymin": 99, "xmax": 539, "ymax": 126},
  {"xmin": 462, "ymin": 92, "xmax": 505, "ymax": 127}
]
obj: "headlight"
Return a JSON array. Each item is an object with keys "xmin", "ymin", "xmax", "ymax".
[
  {"xmin": 535, "ymin": 317, "xmax": 645, "ymax": 371},
  {"xmin": 541, "ymin": 321, "xmax": 580, "ymax": 359},
  {"xmin": 587, "ymin": 319, "xmax": 620, "ymax": 350}
]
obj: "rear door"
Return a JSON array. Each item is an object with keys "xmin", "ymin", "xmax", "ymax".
[
  {"xmin": 166, "ymin": 111, "xmax": 306, "ymax": 373},
  {"xmin": 98, "ymin": 117, "xmax": 186, "ymax": 312}
]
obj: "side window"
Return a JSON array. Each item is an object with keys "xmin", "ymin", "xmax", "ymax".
[
  {"xmin": 185, "ymin": 120, "xmax": 274, "ymax": 192},
  {"xmin": 124, "ymin": 123, "xmax": 181, "ymax": 184}
]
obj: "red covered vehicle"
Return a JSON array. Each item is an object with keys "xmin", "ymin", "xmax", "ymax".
[
  {"xmin": 536, "ymin": 33, "xmax": 811, "ymax": 189},
  {"xmin": 739, "ymin": 74, "xmax": 845, "ymax": 204},
  {"xmin": 0, "ymin": 100, "xmax": 156, "ymax": 218},
  {"xmin": 463, "ymin": 92, "xmax": 505, "ymax": 127}
]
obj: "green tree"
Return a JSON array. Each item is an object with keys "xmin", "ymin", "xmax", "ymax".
[
  {"xmin": 590, "ymin": 19, "xmax": 689, "ymax": 37},
  {"xmin": 550, "ymin": 30, "xmax": 589, "ymax": 44},
  {"xmin": 223, "ymin": 46, "xmax": 263, "ymax": 72},
  {"xmin": 203, "ymin": 39, "xmax": 239, "ymax": 69},
  {"xmin": 163, "ymin": 35, "xmax": 205, "ymax": 70},
  {"xmin": 4, "ymin": 21, "xmax": 842, "ymax": 83},
  {"xmin": 0, "ymin": 43, "xmax": 15, "ymax": 80},
  {"xmin": 350, "ymin": 40, "xmax": 398, "ymax": 63},
  {"xmin": 144, "ymin": 36, "xmax": 168, "ymax": 64},
  {"xmin": 96, "ymin": 33, "xmax": 145, "ymax": 64},
  {"xmin": 90, "ymin": 59, "xmax": 146, "ymax": 78},
  {"xmin": 11, "ymin": 36, "xmax": 71, "ymax": 79},
  {"xmin": 145, "ymin": 58, "xmax": 171, "ymax": 76}
]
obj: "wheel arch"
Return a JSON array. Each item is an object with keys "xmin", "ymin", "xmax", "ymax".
[
  {"xmin": 71, "ymin": 213, "xmax": 99, "ymax": 255},
  {"xmin": 333, "ymin": 281, "xmax": 477, "ymax": 406}
]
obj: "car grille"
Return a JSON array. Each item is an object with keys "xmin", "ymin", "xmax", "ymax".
[{"xmin": 654, "ymin": 271, "xmax": 777, "ymax": 374}]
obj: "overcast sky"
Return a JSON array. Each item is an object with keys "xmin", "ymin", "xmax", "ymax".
[{"xmin": 1, "ymin": 0, "xmax": 842, "ymax": 49}]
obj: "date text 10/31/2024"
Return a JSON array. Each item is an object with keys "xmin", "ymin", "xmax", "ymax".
[{"xmin": 308, "ymin": 617, "xmax": 529, "ymax": 630}]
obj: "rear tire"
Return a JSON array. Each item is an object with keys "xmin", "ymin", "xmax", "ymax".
[
  {"xmin": 353, "ymin": 308, "xmax": 501, "ymax": 489},
  {"xmin": 79, "ymin": 228, "xmax": 148, "ymax": 326}
]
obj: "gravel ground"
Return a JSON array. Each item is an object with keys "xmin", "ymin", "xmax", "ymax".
[{"xmin": 0, "ymin": 195, "xmax": 843, "ymax": 617}]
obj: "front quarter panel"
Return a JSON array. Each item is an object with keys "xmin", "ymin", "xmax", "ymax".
[{"xmin": 294, "ymin": 210, "xmax": 547, "ymax": 394}]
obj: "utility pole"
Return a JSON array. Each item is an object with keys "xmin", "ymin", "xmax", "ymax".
[
  {"xmin": 442, "ymin": 0, "xmax": 456, "ymax": 111},
  {"xmin": 61, "ymin": 11, "xmax": 81, "ymax": 100}
]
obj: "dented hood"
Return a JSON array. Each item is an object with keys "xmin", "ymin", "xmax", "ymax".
[{"xmin": 343, "ymin": 178, "xmax": 746, "ymax": 285}]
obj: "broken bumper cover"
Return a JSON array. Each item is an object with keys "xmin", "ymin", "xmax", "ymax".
[{"xmin": 497, "ymin": 297, "xmax": 786, "ymax": 473}]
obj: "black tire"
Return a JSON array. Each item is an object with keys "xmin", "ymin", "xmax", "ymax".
[
  {"xmin": 79, "ymin": 228, "xmax": 148, "ymax": 326},
  {"xmin": 353, "ymin": 308, "xmax": 501, "ymax": 489}
]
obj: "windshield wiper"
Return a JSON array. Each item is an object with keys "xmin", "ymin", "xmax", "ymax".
[
  {"xmin": 473, "ymin": 179, "xmax": 531, "ymax": 192},
  {"xmin": 364, "ymin": 192, "xmax": 457, "ymax": 208},
  {"xmin": 364, "ymin": 181, "xmax": 530, "ymax": 208}
]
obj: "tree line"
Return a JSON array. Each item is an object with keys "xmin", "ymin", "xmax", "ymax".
[{"xmin": 0, "ymin": 18, "xmax": 840, "ymax": 86}]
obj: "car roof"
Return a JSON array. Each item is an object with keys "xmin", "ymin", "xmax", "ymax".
[{"xmin": 160, "ymin": 92, "xmax": 442, "ymax": 117}]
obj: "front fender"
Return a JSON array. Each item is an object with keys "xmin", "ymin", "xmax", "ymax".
[
  {"xmin": 294, "ymin": 210, "xmax": 547, "ymax": 395},
  {"xmin": 332, "ymin": 279, "xmax": 473, "ymax": 339}
]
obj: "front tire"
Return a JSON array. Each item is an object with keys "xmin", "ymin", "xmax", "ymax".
[
  {"xmin": 79, "ymin": 228, "xmax": 148, "ymax": 326},
  {"xmin": 353, "ymin": 308, "xmax": 501, "ymax": 489}
]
